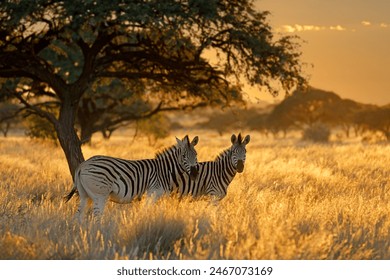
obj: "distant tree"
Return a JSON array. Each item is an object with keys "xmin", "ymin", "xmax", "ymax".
[
  {"xmin": 302, "ymin": 122, "xmax": 331, "ymax": 143},
  {"xmin": 197, "ymin": 108, "xmax": 240, "ymax": 135},
  {"xmin": 267, "ymin": 87, "xmax": 363, "ymax": 137},
  {"xmin": 332, "ymin": 98, "xmax": 363, "ymax": 138},
  {"xmin": 136, "ymin": 113, "xmax": 171, "ymax": 146},
  {"xmin": 355, "ymin": 106, "xmax": 390, "ymax": 141},
  {"xmin": 0, "ymin": 102, "xmax": 20, "ymax": 137},
  {"xmin": 76, "ymin": 78, "xmax": 150, "ymax": 143},
  {"xmin": 25, "ymin": 112, "xmax": 58, "ymax": 142},
  {"xmin": 0, "ymin": 0, "xmax": 307, "ymax": 178}
]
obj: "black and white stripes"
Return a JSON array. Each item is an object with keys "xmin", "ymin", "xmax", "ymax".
[
  {"xmin": 67, "ymin": 135, "xmax": 199, "ymax": 222},
  {"xmin": 65, "ymin": 133, "xmax": 251, "ymax": 222},
  {"xmin": 172, "ymin": 133, "xmax": 250, "ymax": 200}
]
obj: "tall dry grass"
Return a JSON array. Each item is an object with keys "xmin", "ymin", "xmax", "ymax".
[{"xmin": 0, "ymin": 131, "xmax": 389, "ymax": 259}]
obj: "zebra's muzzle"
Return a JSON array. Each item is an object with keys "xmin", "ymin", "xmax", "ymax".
[
  {"xmin": 236, "ymin": 160, "xmax": 244, "ymax": 173},
  {"xmin": 190, "ymin": 166, "xmax": 198, "ymax": 180}
]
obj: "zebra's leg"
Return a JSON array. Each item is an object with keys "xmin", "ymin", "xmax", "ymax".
[
  {"xmin": 146, "ymin": 182, "xmax": 165, "ymax": 205},
  {"xmin": 91, "ymin": 196, "xmax": 107, "ymax": 224},
  {"xmin": 76, "ymin": 186, "xmax": 89, "ymax": 223},
  {"xmin": 76, "ymin": 197, "xmax": 88, "ymax": 223},
  {"xmin": 149, "ymin": 187, "xmax": 165, "ymax": 201}
]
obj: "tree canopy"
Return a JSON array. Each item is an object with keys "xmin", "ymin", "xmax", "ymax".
[{"xmin": 0, "ymin": 0, "xmax": 307, "ymax": 177}]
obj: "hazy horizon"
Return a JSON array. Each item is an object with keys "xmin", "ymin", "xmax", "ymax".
[{"xmin": 252, "ymin": 0, "xmax": 390, "ymax": 106}]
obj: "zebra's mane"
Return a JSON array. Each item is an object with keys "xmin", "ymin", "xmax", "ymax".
[
  {"xmin": 155, "ymin": 144, "xmax": 179, "ymax": 159},
  {"xmin": 214, "ymin": 147, "xmax": 231, "ymax": 161}
]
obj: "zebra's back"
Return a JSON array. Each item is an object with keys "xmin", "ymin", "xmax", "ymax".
[
  {"xmin": 68, "ymin": 135, "xmax": 200, "ymax": 222},
  {"xmin": 77, "ymin": 155, "xmax": 159, "ymax": 203}
]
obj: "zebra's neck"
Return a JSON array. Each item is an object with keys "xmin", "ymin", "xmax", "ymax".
[
  {"xmin": 155, "ymin": 144, "xmax": 184, "ymax": 192},
  {"xmin": 156, "ymin": 145, "xmax": 181, "ymax": 171},
  {"xmin": 215, "ymin": 148, "xmax": 237, "ymax": 178},
  {"xmin": 201, "ymin": 148, "xmax": 236, "ymax": 198}
]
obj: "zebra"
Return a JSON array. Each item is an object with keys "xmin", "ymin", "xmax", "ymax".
[
  {"xmin": 172, "ymin": 133, "xmax": 250, "ymax": 200},
  {"xmin": 65, "ymin": 135, "xmax": 199, "ymax": 222}
]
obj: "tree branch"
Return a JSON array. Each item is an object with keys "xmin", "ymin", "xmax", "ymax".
[{"xmin": 5, "ymin": 88, "xmax": 58, "ymax": 126}]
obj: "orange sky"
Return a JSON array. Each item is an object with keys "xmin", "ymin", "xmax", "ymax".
[{"xmin": 252, "ymin": 0, "xmax": 390, "ymax": 105}]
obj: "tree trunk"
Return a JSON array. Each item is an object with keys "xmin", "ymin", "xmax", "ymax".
[
  {"xmin": 101, "ymin": 128, "xmax": 113, "ymax": 139},
  {"xmin": 384, "ymin": 131, "xmax": 390, "ymax": 142},
  {"xmin": 79, "ymin": 123, "xmax": 94, "ymax": 145},
  {"xmin": 56, "ymin": 101, "xmax": 85, "ymax": 179},
  {"xmin": 77, "ymin": 99, "xmax": 99, "ymax": 145},
  {"xmin": 1, "ymin": 122, "xmax": 10, "ymax": 137},
  {"xmin": 342, "ymin": 124, "xmax": 350, "ymax": 138}
]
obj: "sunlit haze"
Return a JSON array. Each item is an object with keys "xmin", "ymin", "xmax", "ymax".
[{"xmin": 252, "ymin": 0, "xmax": 390, "ymax": 105}]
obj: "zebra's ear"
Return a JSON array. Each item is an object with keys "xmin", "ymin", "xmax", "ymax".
[
  {"xmin": 231, "ymin": 134, "xmax": 237, "ymax": 145},
  {"xmin": 176, "ymin": 136, "xmax": 183, "ymax": 147},
  {"xmin": 237, "ymin": 133, "xmax": 243, "ymax": 144},
  {"xmin": 191, "ymin": 136, "xmax": 199, "ymax": 146},
  {"xmin": 243, "ymin": 135, "xmax": 251, "ymax": 145}
]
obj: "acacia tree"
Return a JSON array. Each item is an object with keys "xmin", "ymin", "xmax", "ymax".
[
  {"xmin": 355, "ymin": 106, "xmax": 390, "ymax": 141},
  {"xmin": 0, "ymin": 0, "xmax": 306, "ymax": 178},
  {"xmin": 267, "ymin": 88, "xmax": 362, "ymax": 137},
  {"xmin": 77, "ymin": 78, "xmax": 152, "ymax": 143},
  {"xmin": 76, "ymin": 77, "xmax": 215, "ymax": 143},
  {"xmin": 0, "ymin": 102, "xmax": 20, "ymax": 137}
]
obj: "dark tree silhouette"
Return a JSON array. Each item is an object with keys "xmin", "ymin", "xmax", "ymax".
[
  {"xmin": 355, "ymin": 106, "xmax": 390, "ymax": 141},
  {"xmin": 0, "ymin": 0, "xmax": 306, "ymax": 178},
  {"xmin": 267, "ymin": 87, "xmax": 363, "ymax": 137},
  {"xmin": 0, "ymin": 102, "xmax": 20, "ymax": 137}
]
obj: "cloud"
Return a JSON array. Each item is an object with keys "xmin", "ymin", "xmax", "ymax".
[
  {"xmin": 280, "ymin": 25, "xmax": 297, "ymax": 33},
  {"xmin": 330, "ymin": 25, "xmax": 347, "ymax": 31},
  {"xmin": 279, "ymin": 21, "xmax": 390, "ymax": 33},
  {"xmin": 361, "ymin": 21, "xmax": 389, "ymax": 29},
  {"xmin": 279, "ymin": 24, "xmax": 324, "ymax": 33},
  {"xmin": 279, "ymin": 24, "xmax": 346, "ymax": 33},
  {"xmin": 361, "ymin": 21, "xmax": 371, "ymax": 26}
]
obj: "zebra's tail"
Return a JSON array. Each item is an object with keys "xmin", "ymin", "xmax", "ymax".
[
  {"xmin": 64, "ymin": 186, "xmax": 77, "ymax": 203},
  {"xmin": 64, "ymin": 168, "xmax": 81, "ymax": 203}
]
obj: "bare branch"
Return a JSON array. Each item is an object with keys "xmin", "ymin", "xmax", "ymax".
[{"xmin": 5, "ymin": 88, "xmax": 58, "ymax": 126}]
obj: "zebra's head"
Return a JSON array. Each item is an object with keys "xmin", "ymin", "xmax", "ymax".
[
  {"xmin": 230, "ymin": 133, "xmax": 250, "ymax": 173},
  {"xmin": 176, "ymin": 135, "xmax": 199, "ymax": 180}
]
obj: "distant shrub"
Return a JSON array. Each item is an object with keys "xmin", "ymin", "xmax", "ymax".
[
  {"xmin": 137, "ymin": 114, "xmax": 171, "ymax": 145},
  {"xmin": 302, "ymin": 123, "xmax": 331, "ymax": 143},
  {"xmin": 25, "ymin": 114, "xmax": 58, "ymax": 144},
  {"xmin": 0, "ymin": 103, "xmax": 21, "ymax": 137}
]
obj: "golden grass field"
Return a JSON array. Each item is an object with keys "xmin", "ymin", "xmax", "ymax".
[{"xmin": 0, "ymin": 130, "xmax": 389, "ymax": 259}]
